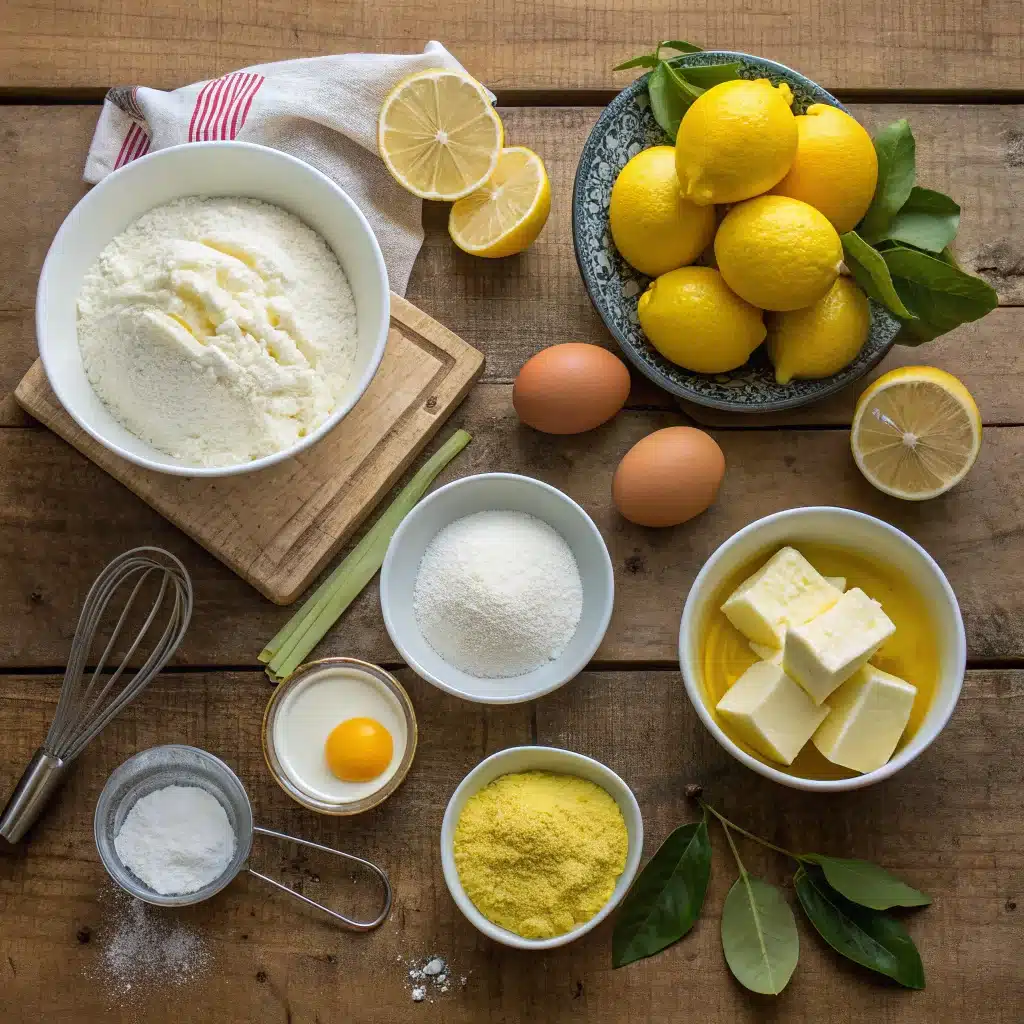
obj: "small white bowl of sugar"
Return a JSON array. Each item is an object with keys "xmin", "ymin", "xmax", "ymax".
[{"xmin": 380, "ymin": 473, "xmax": 614, "ymax": 704}]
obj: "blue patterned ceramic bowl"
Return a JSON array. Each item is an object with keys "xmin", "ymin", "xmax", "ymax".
[{"xmin": 572, "ymin": 52, "xmax": 900, "ymax": 413}]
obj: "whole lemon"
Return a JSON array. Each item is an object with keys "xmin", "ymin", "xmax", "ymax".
[
  {"xmin": 771, "ymin": 105, "xmax": 878, "ymax": 233},
  {"xmin": 637, "ymin": 266, "xmax": 766, "ymax": 374},
  {"xmin": 675, "ymin": 79, "xmax": 797, "ymax": 206},
  {"xmin": 609, "ymin": 146, "xmax": 717, "ymax": 277},
  {"xmin": 714, "ymin": 195, "xmax": 843, "ymax": 311},
  {"xmin": 768, "ymin": 277, "xmax": 871, "ymax": 383}
]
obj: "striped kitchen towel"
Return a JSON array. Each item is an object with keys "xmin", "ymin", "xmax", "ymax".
[{"xmin": 84, "ymin": 42, "xmax": 478, "ymax": 295}]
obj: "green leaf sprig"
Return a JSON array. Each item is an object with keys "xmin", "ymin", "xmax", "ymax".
[
  {"xmin": 613, "ymin": 41, "xmax": 742, "ymax": 140},
  {"xmin": 612, "ymin": 794, "xmax": 930, "ymax": 996},
  {"xmin": 843, "ymin": 118, "xmax": 997, "ymax": 344}
]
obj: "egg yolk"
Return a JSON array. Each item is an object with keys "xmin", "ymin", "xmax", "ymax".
[{"xmin": 324, "ymin": 717, "xmax": 393, "ymax": 782}]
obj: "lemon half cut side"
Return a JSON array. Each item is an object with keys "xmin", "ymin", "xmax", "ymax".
[
  {"xmin": 378, "ymin": 69, "xmax": 503, "ymax": 201},
  {"xmin": 448, "ymin": 147, "xmax": 551, "ymax": 257},
  {"xmin": 851, "ymin": 367, "xmax": 982, "ymax": 500}
]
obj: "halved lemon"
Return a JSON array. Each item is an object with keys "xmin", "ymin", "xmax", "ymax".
[
  {"xmin": 448, "ymin": 147, "xmax": 551, "ymax": 258},
  {"xmin": 377, "ymin": 68, "xmax": 503, "ymax": 201},
  {"xmin": 851, "ymin": 366, "xmax": 982, "ymax": 500}
]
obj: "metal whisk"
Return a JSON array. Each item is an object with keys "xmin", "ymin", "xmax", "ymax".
[{"xmin": 0, "ymin": 547, "xmax": 192, "ymax": 843}]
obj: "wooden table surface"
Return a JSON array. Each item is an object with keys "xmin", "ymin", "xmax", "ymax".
[{"xmin": 1, "ymin": 3, "xmax": 1022, "ymax": 1022}]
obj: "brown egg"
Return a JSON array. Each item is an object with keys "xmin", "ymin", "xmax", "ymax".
[
  {"xmin": 513, "ymin": 343, "xmax": 631, "ymax": 434},
  {"xmin": 613, "ymin": 427, "xmax": 725, "ymax": 527}
]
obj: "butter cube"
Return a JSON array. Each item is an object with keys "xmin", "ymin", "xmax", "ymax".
[
  {"xmin": 812, "ymin": 665, "xmax": 917, "ymax": 773},
  {"xmin": 783, "ymin": 588, "xmax": 896, "ymax": 704},
  {"xmin": 749, "ymin": 641, "xmax": 782, "ymax": 665},
  {"xmin": 825, "ymin": 576, "xmax": 847, "ymax": 592},
  {"xmin": 722, "ymin": 547, "xmax": 842, "ymax": 647},
  {"xmin": 716, "ymin": 661, "xmax": 831, "ymax": 766}
]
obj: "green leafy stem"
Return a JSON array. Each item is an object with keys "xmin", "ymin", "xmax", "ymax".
[
  {"xmin": 612, "ymin": 792, "xmax": 930, "ymax": 995},
  {"xmin": 614, "ymin": 44, "xmax": 999, "ymax": 345}
]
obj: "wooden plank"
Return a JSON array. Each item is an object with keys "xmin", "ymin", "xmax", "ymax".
[
  {"xmin": 2, "ymin": 105, "xmax": 1023, "ymax": 426},
  {"xmin": 0, "ymin": 386, "xmax": 1022, "ymax": 668},
  {"xmin": 1, "ymin": 0, "xmax": 1022, "ymax": 92},
  {"xmin": 0, "ymin": 667, "xmax": 1019, "ymax": 1021},
  {"xmin": 14, "ymin": 293, "xmax": 484, "ymax": 604}
]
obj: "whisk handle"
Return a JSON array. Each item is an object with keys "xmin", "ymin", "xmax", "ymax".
[{"xmin": 0, "ymin": 749, "xmax": 68, "ymax": 844}]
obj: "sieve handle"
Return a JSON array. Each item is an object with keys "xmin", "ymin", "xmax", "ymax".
[{"xmin": 246, "ymin": 826, "xmax": 392, "ymax": 931}]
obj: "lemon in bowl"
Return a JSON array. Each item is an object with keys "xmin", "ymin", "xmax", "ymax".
[
  {"xmin": 715, "ymin": 195, "xmax": 844, "ymax": 311},
  {"xmin": 768, "ymin": 277, "xmax": 871, "ymax": 383},
  {"xmin": 674, "ymin": 78, "xmax": 798, "ymax": 205},
  {"xmin": 772, "ymin": 104, "xmax": 878, "ymax": 233},
  {"xmin": 638, "ymin": 266, "xmax": 765, "ymax": 374},
  {"xmin": 609, "ymin": 146, "xmax": 716, "ymax": 277},
  {"xmin": 572, "ymin": 50, "xmax": 901, "ymax": 412}
]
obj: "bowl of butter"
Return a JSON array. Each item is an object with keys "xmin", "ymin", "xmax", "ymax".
[{"xmin": 679, "ymin": 507, "xmax": 966, "ymax": 791}]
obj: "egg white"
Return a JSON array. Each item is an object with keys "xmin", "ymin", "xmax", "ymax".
[{"xmin": 273, "ymin": 667, "xmax": 407, "ymax": 804}]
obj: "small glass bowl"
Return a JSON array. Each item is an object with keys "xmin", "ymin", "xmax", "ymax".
[
  {"xmin": 262, "ymin": 658, "xmax": 418, "ymax": 815},
  {"xmin": 94, "ymin": 744, "xmax": 254, "ymax": 907}
]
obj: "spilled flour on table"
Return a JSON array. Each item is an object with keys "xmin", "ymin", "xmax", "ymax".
[
  {"xmin": 398, "ymin": 953, "xmax": 469, "ymax": 1003},
  {"xmin": 84, "ymin": 887, "xmax": 213, "ymax": 1003}
]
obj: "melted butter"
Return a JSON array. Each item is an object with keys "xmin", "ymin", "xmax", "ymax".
[{"xmin": 700, "ymin": 542, "xmax": 940, "ymax": 781}]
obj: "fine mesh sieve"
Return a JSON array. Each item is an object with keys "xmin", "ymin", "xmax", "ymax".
[{"xmin": 94, "ymin": 744, "xmax": 391, "ymax": 930}]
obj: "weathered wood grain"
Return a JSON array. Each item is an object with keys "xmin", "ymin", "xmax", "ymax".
[
  {"xmin": 1, "ymin": 386, "xmax": 1021, "ymax": 668},
  {"xmin": 2, "ymin": 105, "xmax": 1022, "ymax": 429},
  {"xmin": 0, "ymin": 668, "xmax": 1019, "ymax": 1021},
  {"xmin": 1, "ymin": 0, "xmax": 1022, "ymax": 92}
]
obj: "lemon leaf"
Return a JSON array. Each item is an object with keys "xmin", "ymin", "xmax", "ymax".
[
  {"xmin": 858, "ymin": 120, "xmax": 916, "ymax": 242},
  {"xmin": 669, "ymin": 61, "xmax": 743, "ymax": 89},
  {"xmin": 882, "ymin": 245, "xmax": 998, "ymax": 344},
  {"xmin": 614, "ymin": 54, "xmax": 660, "ymax": 70},
  {"xmin": 658, "ymin": 39, "xmax": 704, "ymax": 55},
  {"xmin": 647, "ymin": 63, "xmax": 691, "ymax": 140},
  {"xmin": 881, "ymin": 187, "xmax": 960, "ymax": 254},
  {"xmin": 840, "ymin": 231, "xmax": 916, "ymax": 319}
]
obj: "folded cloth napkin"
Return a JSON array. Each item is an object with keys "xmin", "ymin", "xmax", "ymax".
[{"xmin": 85, "ymin": 41, "xmax": 473, "ymax": 295}]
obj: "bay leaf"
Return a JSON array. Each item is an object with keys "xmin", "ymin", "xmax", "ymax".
[
  {"xmin": 800, "ymin": 854, "xmax": 931, "ymax": 910},
  {"xmin": 613, "ymin": 819, "xmax": 712, "ymax": 967},
  {"xmin": 721, "ymin": 875, "xmax": 799, "ymax": 995},
  {"xmin": 840, "ymin": 231, "xmax": 916, "ymax": 318},
  {"xmin": 882, "ymin": 186, "xmax": 961, "ymax": 253},
  {"xmin": 859, "ymin": 120, "xmax": 916, "ymax": 242},
  {"xmin": 794, "ymin": 866, "xmax": 925, "ymax": 989}
]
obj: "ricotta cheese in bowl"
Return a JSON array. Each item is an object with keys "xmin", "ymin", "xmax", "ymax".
[
  {"xmin": 36, "ymin": 141, "xmax": 390, "ymax": 477},
  {"xmin": 77, "ymin": 197, "xmax": 358, "ymax": 468}
]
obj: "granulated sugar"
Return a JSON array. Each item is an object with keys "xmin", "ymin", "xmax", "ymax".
[
  {"xmin": 87, "ymin": 887, "xmax": 212, "ymax": 1000},
  {"xmin": 413, "ymin": 510, "xmax": 583, "ymax": 678}
]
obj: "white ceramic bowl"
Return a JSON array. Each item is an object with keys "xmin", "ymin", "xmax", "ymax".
[
  {"xmin": 440, "ymin": 745, "xmax": 643, "ymax": 949},
  {"xmin": 679, "ymin": 507, "xmax": 966, "ymax": 792},
  {"xmin": 37, "ymin": 141, "xmax": 390, "ymax": 477},
  {"xmin": 380, "ymin": 473, "xmax": 614, "ymax": 704}
]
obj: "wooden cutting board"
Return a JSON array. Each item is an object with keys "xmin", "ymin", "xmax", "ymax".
[{"xmin": 15, "ymin": 293, "xmax": 484, "ymax": 604}]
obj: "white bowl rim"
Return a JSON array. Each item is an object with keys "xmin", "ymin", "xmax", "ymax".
[
  {"xmin": 678, "ymin": 505, "xmax": 967, "ymax": 793},
  {"xmin": 380, "ymin": 472, "xmax": 615, "ymax": 704},
  {"xmin": 439, "ymin": 745, "xmax": 644, "ymax": 949},
  {"xmin": 36, "ymin": 140, "xmax": 390, "ymax": 478}
]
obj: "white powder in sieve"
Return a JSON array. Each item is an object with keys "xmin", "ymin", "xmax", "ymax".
[
  {"xmin": 114, "ymin": 784, "xmax": 236, "ymax": 896},
  {"xmin": 412, "ymin": 510, "xmax": 583, "ymax": 678}
]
